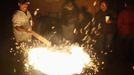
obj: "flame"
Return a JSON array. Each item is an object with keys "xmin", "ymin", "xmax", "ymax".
[{"xmin": 26, "ymin": 45, "xmax": 91, "ymax": 75}]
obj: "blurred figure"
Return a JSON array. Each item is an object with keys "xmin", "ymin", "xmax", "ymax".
[
  {"xmin": 75, "ymin": 7, "xmax": 92, "ymax": 45},
  {"xmin": 92, "ymin": 1, "xmax": 117, "ymax": 70},
  {"xmin": 94, "ymin": 0, "xmax": 116, "ymax": 52},
  {"xmin": 117, "ymin": 0, "xmax": 134, "ymax": 66},
  {"xmin": 61, "ymin": 0, "xmax": 78, "ymax": 43}
]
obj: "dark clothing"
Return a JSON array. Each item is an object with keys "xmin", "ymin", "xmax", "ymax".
[
  {"xmin": 95, "ymin": 10, "xmax": 116, "ymax": 34},
  {"xmin": 61, "ymin": 8, "xmax": 78, "ymax": 26},
  {"xmin": 117, "ymin": 8, "xmax": 134, "ymax": 36},
  {"xmin": 117, "ymin": 7, "xmax": 134, "ymax": 64},
  {"xmin": 75, "ymin": 11, "xmax": 92, "ymax": 45},
  {"xmin": 61, "ymin": 7, "xmax": 78, "ymax": 42},
  {"xmin": 94, "ymin": 10, "xmax": 116, "ymax": 51},
  {"xmin": 76, "ymin": 9, "xmax": 92, "ymax": 32}
]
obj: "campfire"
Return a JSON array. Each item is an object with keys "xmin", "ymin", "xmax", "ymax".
[
  {"xmin": 25, "ymin": 45, "xmax": 91, "ymax": 75},
  {"xmin": 11, "ymin": 21, "xmax": 103, "ymax": 75}
]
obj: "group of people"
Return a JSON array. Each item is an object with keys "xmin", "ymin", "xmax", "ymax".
[{"xmin": 11, "ymin": 0, "xmax": 134, "ymax": 74}]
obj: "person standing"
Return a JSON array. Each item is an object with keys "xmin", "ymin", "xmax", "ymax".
[
  {"xmin": 117, "ymin": 0, "xmax": 134, "ymax": 66},
  {"xmin": 11, "ymin": 0, "xmax": 32, "ymax": 75},
  {"xmin": 94, "ymin": 0, "xmax": 116, "ymax": 52},
  {"xmin": 75, "ymin": 7, "xmax": 92, "ymax": 45},
  {"xmin": 12, "ymin": 0, "xmax": 32, "ymax": 43},
  {"xmin": 93, "ymin": 1, "xmax": 117, "ymax": 67},
  {"xmin": 61, "ymin": 1, "xmax": 78, "ymax": 43}
]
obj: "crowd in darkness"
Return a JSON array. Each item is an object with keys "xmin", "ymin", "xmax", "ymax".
[{"xmin": 0, "ymin": 0, "xmax": 134, "ymax": 75}]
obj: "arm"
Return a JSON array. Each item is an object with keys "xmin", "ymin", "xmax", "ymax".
[
  {"xmin": 12, "ymin": 12, "xmax": 31, "ymax": 32},
  {"xmin": 15, "ymin": 26, "xmax": 30, "ymax": 32}
]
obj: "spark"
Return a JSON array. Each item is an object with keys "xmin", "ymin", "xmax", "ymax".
[{"xmin": 93, "ymin": 1, "xmax": 97, "ymax": 6}]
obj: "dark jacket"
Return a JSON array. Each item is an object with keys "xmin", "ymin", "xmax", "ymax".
[
  {"xmin": 117, "ymin": 7, "xmax": 134, "ymax": 36},
  {"xmin": 95, "ymin": 10, "xmax": 116, "ymax": 34}
]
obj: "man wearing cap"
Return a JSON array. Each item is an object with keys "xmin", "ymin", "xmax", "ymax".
[
  {"xmin": 12, "ymin": 0, "xmax": 32, "ymax": 43},
  {"xmin": 12, "ymin": 0, "xmax": 32, "ymax": 74}
]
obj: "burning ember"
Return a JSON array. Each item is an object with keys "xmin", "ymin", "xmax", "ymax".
[{"xmin": 25, "ymin": 45, "xmax": 92, "ymax": 75}]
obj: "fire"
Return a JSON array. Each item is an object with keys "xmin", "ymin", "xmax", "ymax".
[{"xmin": 26, "ymin": 45, "xmax": 91, "ymax": 75}]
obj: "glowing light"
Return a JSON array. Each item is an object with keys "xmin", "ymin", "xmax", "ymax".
[
  {"xmin": 93, "ymin": 1, "xmax": 97, "ymax": 6},
  {"xmin": 26, "ymin": 45, "xmax": 91, "ymax": 75}
]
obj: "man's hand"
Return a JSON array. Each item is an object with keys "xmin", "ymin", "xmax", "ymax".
[
  {"xmin": 25, "ymin": 28, "xmax": 32, "ymax": 33},
  {"xmin": 106, "ymin": 20, "xmax": 112, "ymax": 24},
  {"xmin": 15, "ymin": 26, "xmax": 26, "ymax": 31},
  {"xmin": 15, "ymin": 26, "xmax": 31, "ymax": 33}
]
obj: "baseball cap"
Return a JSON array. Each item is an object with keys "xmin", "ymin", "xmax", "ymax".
[{"xmin": 18, "ymin": 0, "xmax": 30, "ymax": 4}]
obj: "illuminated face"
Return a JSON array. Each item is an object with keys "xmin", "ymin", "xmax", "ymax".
[
  {"xmin": 18, "ymin": 3, "xmax": 28, "ymax": 12},
  {"xmin": 100, "ymin": 2, "xmax": 107, "ymax": 12},
  {"xmin": 65, "ymin": 2, "xmax": 74, "ymax": 10}
]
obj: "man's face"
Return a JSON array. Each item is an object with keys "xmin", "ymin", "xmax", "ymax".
[
  {"xmin": 19, "ymin": 3, "xmax": 28, "ymax": 12},
  {"xmin": 65, "ymin": 2, "xmax": 74, "ymax": 11},
  {"xmin": 100, "ymin": 2, "xmax": 107, "ymax": 12}
]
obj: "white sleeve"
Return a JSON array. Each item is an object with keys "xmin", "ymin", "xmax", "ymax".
[{"xmin": 12, "ymin": 13, "xmax": 22, "ymax": 27}]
